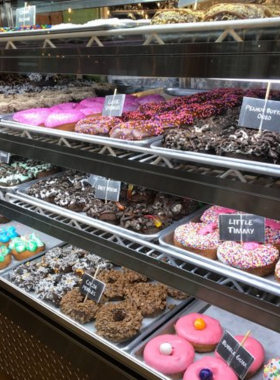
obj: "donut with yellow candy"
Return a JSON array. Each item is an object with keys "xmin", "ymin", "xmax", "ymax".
[
  {"xmin": 0, "ymin": 246, "xmax": 11, "ymax": 270},
  {"xmin": 9, "ymin": 233, "xmax": 45, "ymax": 261},
  {"xmin": 175, "ymin": 313, "xmax": 223, "ymax": 352}
]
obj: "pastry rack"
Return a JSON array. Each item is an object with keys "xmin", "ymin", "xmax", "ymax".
[{"xmin": 0, "ymin": 17, "xmax": 280, "ymax": 49}]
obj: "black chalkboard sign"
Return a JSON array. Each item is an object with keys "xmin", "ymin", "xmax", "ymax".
[
  {"xmin": 102, "ymin": 94, "xmax": 126, "ymax": 117},
  {"xmin": 219, "ymin": 214, "xmax": 265, "ymax": 242},
  {"xmin": 95, "ymin": 178, "xmax": 121, "ymax": 202},
  {"xmin": 239, "ymin": 97, "xmax": 280, "ymax": 132},
  {"xmin": 80, "ymin": 274, "xmax": 106, "ymax": 303},
  {"xmin": 0, "ymin": 151, "xmax": 10, "ymax": 164},
  {"xmin": 216, "ymin": 331, "xmax": 255, "ymax": 379},
  {"xmin": 16, "ymin": 6, "xmax": 36, "ymax": 27}
]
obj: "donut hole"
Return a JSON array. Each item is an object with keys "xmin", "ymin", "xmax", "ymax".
[{"xmin": 113, "ymin": 309, "xmax": 126, "ymax": 322}]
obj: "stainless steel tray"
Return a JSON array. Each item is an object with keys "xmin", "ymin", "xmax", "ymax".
[
  {"xmin": 1, "ymin": 254, "xmax": 194, "ymax": 352},
  {"xmin": 150, "ymin": 139, "xmax": 280, "ymax": 177},
  {"xmin": 15, "ymin": 172, "xmax": 200, "ymax": 242},
  {"xmin": 0, "ymin": 220, "xmax": 62, "ymax": 275},
  {"xmin": 159, "ymin": 208, "xmax": 280, "ymax": 297},
  {"xmin": 131, "ymin": 300, "xmax": 280, "ymax": 380},
  {"xmin": 0, "ymin": 115, "xmax": 162, "ymax": 147}
]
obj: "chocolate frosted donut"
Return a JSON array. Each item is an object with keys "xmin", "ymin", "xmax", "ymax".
[
  {"xmin": 97, "ymin": 270, "xmax": 125, "ymax": 300},
  {"xmin": 95, "ymin": 301, "xmax": 143, "ymax": 342},
  {"xmin": 60, "ymin": 288, "xmax": 103, "ymax": 324},
  {"xmin": 124, "ymin": 283, "xmax": 168, "ymax": 317}
]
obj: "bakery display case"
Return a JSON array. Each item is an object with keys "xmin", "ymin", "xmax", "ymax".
[{"xmin": 0, "ymin": 1, "xmax": 280, "ymax": 379}]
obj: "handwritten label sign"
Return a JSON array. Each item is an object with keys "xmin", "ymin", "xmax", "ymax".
[
  {"xmin": 95, "ymin": 178, "xmax": 121, "ymax": 202},
  {"xmin": 0, "ymin": 151, "xmax": 10, "ymax": 164},
  {"xmin": 102, "ymin": 94, "xmax": 126, "ymax": 117},
  {"xmin": 80, "ymin": 274, "xmax": 106, "ymax": 303},
  {"xmin": 239, "ymin": 97, "xmax": 280, "ymax": 132},
  {"xmin": 87, "ymin": 174, "xmax": 103, "ymax": 187},
  {"xmin": 178, "ymin": 0, "xmax": 204, "ymax": 6},
  {"xmin": 216, "ymin": 331, "xmax": 255, "ymax": 379},
  {"xmin": 16, "ymin": 6, "xmax": 36, "ymax": 27},
  {"xmin": 219, "ymin": 214, "xmax": 265, "ymax": 242}
]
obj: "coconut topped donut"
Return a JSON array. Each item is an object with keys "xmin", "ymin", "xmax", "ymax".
[
  {"xmin": 175, "ymin": 312, "xmax": 223, "ymax": 352},
  {"xmin": 143, "ymin": 334, "xmax": 195, "ymax": 375},
  {"xmin": 217, "ymin": 241, "xmax": 279, "ymax": 276},
  {"xmin": 183, "ymin": 357, "xmax": 238, "ymax": 380},
  {"xmin": 200, "ymin": 206, "xmax": 240, "ymax": 224},
  {"xmin": 13, "ymin": 108, "xmax": 51, "ymax": 126},
  {"xmin": 44, "ymin": 109, "xmax": 84, "ymax": 128}
]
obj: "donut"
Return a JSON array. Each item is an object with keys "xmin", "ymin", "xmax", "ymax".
[
  {"xmin": 215, "ymin": 335, "xmax": 264, "ymax": 379},
  {"xmin": 50, "ymin": 102, "xmax": 77, "ymax": 111},
  {"xmin": 0, "ymin": 214, "xmax": 10, "ymax": 224},
  {"xmin": 60, "ymin": 288, "xmax": 103, "ymax": 324},
  {"xmin": 122, "ymin": 268, "xmax": 148, "ymax": 283},
  {"xmin": 109, "ymin": 120, "xmax": 164, "ymax": 140},
  {"xmin": 137, "ymin": 94, "xmax": 165, "ymax": 105},
  {"xmin": 95, "ymin": 300, "xmax": 143, "ymax": 342},
  {"xmin": 9, "ymin": 234, "xmax": 45, "ymax": 261},
  {"xmin": 79, "ymin": 97, "xmax": 105, "ymax": 107},
  {"xmin": 143, "ymin": 334, "xmax": 195, "ymax": 376},
  {"xmin": 200, "ymin": 206, "xmax": 240, "ymax": 224},
  {"xmin": 263, "ymin": 357, "xmax": 280, "ymax": 379},
  {"xmin": 124, "ymin": 283, "xmax": 167, "ymax": 317},
  {"xmin": 265, "ymin": 218, "xmax": 280, "ymax": 249},
  {"xmin": 0, "ymin": 226, "xmax": 19, "ymax": 246},
  {"xmin": 13, "ymin": 108, "xmax": 51, "ymax": 126},
  {"xmin": 173, "ymin": 222, "xmax": 220, "ymax": 259},
  {"xmin": 97, "ymin": 269, "xmax": 125, "ymax": 300},
  {"xmin": 167, "ymin": 287, "xmax": 189, "ymax": 300},
  {"xmin": 275, "ymin": 260, "xmax": 280, "ymax": 282},
  {"xmin": 0, "ymin": 246, "xmax": 11, "ymax": 270},
  {"xmin": 217, "ymin": 241, "xmax": 279, "ymax": 276},
  {"xmin": 175, "ymin": 313, "xmax": 223, "ymax": 352},
  {"xmin": 183, "ymin": 357, "xmax": 238, "ymax": 380},
  {"xmin": 75, "ymin": 115, "xmax": 121, "ymax": 135},
  {"xmin": 44, "ymin": 109, "xmax": 84, "ymax": 128}
]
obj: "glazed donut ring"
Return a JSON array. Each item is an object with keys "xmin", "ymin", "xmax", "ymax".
[
  {"xmin": 60, "ymin": 288, "xmax": 102, "ymax": 324},
  {"xmin": 217, "ymin": 241, "xmax": 279, "ymax": 276},
  {"xmin": 95, "ymin": 300, "xmax": 143, "ymax": 342}
]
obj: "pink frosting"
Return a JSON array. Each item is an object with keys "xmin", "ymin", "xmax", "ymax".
[
  {"xmin": 201, "ymin": 206, "xmax": 240, "ymax": 224},
  {"xmin": 44, "ymin": 110, "xmax": 84, "ymax": 128},
  {"xmin": 143, "ymin": 334, "xmax": 195, "ymax": 375},
  {"xmin": 79, "ymin": 97, "xmax": 105, "ymax": 107},
  {"xmin": 175, "ymin": 313, "xmax": 223, "ymax": 346},
  {"xmin": 215, "ymin": 207, "xmax": 236, "ymax": 214},
  {"xmin": 50, "ymin": 102, "xmax": 76, "ymax": 111},
  {"xmin": 123, "ymin": 103, "xmax": 139, "ymax": 112},
  {"xmin": 199, "ymin": 223, "xmax": 218, "ymax": 236},
  {"xmin": 138, "ymin": 94, "xmax": 166, "ymax": 105},
  {"xmin": 13, "ymin": 108, "xmax": 51, "ymax": 126},
  {"xmin": 183, "ymin": 357, "xmax": 238, "ymax": 380},
  {"xmin": 215, "ymin": 335, "xmax": 264, "ymax": 374},
  {"xmin": 243, "ymin": 242, "xmax": 260, "ymax": 250},
  {"xmin": 266, "ymin": 219, "xmax": 280, "ymax": 231}
]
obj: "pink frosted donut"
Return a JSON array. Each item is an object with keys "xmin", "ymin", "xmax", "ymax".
[
  {"xmin": 79, "ymin": 97, "xmax": 105, "ymax": 107},
  {"xmin": 215, "ymin": 335, "xmax": 264, "ymax": 378},
  {"xmin": 122, "ymin": 103, "xmax": 139, "ymax": 112},
  {"xmin": 200, "ymin": 206, "xmax": 240, "ymax": 224},
  {"xmin": 50, "ymin": 102, "xmax": 76, "ymax": 111},
  {"xmin": 13, "ymin": 108, "xmax": 51, "ymax": 126},
  {"xmin": 173, "ymin": 222, "xmax": 220, "ymax": 259},
  {"xmin": 183, "ymin": 357, "xmax": 238, "ymax": 380},
  {"xmin": 265, "ymin": 219, "xmax": 280, "ymax": 248},
  {"xmin": 217, "ymin": 241, "xmax": 279, "ymax": 276},
  {"xmin": 143, "ymin": 334, "xmax": 195, "ymax": 375},
  {"xmin": 138, "ymin": 94, "xmax": 165, "ymax": 105},
  {"xmin": 175, "ymin": 313, "xmax": 223, "ymax": 352},
  {"xmin": 275, "ymin": 259, "xmax": 280, "ymax": 282},
  {"xmin": 44, "ymin": 110, "xmax": 84, "ymax": 128}
]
